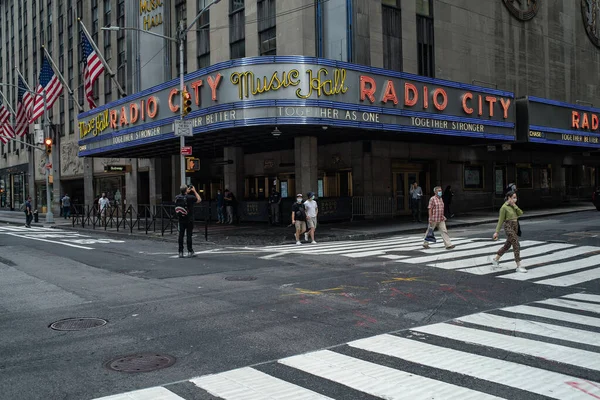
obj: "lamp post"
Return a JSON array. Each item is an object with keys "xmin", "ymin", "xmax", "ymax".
[
  {"xmin": 1, "ymin": 82, "xmax": 53, "ymax": 223},
  {"xmin": 102, "ymin": 0, "xmax": 221, "ymax": 186}
]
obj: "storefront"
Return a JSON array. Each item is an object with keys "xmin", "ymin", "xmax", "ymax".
[{"xmin": 0, "ymin": 163, "xmax": 29, "ymax": 211}]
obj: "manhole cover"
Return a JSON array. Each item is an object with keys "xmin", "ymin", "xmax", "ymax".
[
  {"xmin": 50, "ymin": 317, "xmax": 107, "ymax": 331},
  {"xmin": 104, "ymin": 353, "xmax": 176, "ymax": 373},
  {"xmin": 225, "ymin": 275, "xmax": 258, "ymax": 281}
]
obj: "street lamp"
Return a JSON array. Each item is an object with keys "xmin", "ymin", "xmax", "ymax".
[{"xmin": 102, "ymin": 0, "xmax": 221, "ymax": 186}]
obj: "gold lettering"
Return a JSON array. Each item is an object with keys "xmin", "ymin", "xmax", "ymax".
[
  {"xmin": 230, "ymin": 70, "xmax": 301, "ymax": 100},
  {"xmin": 529, "ymin": 130, "xmax": 543, "ymax": 138},
  {"xmin": 296, "ymin": 68, "xmax": 348, "ymax": 99}
]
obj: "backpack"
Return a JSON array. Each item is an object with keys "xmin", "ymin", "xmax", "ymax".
[
  {"xmin": 174, "ymin": 195, "xmax": 189, "ymax": 220},
  {"xmin": 294, "ymin": 204, "xmax": 306, "ymax": 221}
]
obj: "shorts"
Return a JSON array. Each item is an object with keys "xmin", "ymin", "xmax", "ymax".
[
  {"xmin": 295, "ymin": 221, "xmax": 306, "ymax": 231},
  {"xmin": 307, "ymin": 218, "xmax": 317, "ymax": 229}
]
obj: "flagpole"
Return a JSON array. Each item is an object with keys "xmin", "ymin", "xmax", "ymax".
[
  {"xmin": 0, "ymin": 88, "xmax": 16, "ymax": 114},
  {"xmin": 41, "ymin": 46, "xmax": 84, "ymax": 112},
  {"xmin": 78, "ymin": 19, "xmax": 126, "ymax": 97},
  {"xmin": 14, "ymin": 66, "xmax": 34, "ymax": 92}
]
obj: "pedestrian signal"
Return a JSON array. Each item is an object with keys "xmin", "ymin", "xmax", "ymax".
[
  {"xmin": 45, "ymin": 138, "xmax": 52, "ymax": 155},
  {"xmin": 186, "ymin": 157, "xmax": 200, "ymax": 172},
  {"xmin": 182, "ymin": 90, "xmax": 192, "ymax": 117}
]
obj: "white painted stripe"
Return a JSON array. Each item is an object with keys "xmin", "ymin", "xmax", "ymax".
[
  {"xmin": 502, "ymin": 252, "xmax": 600, "ymax": 281},
  {"xmin": 418, "ymin": 240, "xmax": 498, "ymax": 254},
  {"xmin": 379, "ymin": 254, "xmax": 409, "ymax": 260},
  {"xmin": 279, "ymin": 350, "xmax": 502, "ymax": 399},
  {"xmin": 92, "ymin": 387, "xmax": 185, "ymax": 400},
  {"xmin": 537, "ymin": 298, "xmax": 600, "ymax": 314},
  {"xmin": 262, "ymin": 236, "xmax": 418, "ymax": 251},
  {"xmin": 500, "ymin": 305, "xmax": 600, "ymax": 328},
  {"xmin": 563, "ymin": 293, "xmax": 600, "ymax": 304},
  {"xmin": 401, "ymin": 240, "xmax": 543, "ymax": 265},
  {"xmin": 258, "ymin": 237, "xmax": 421, "ymax": 255},
  {"xmin": 342, "ymin": 250, "xmax": 387, "ymax": 258},
  {"xmin": 413, "ymin": 323, "xmax": 600, "ymax": 371},
  {"xmin": 4, "ymin": 233, "xmax": 94, "ymax": 249},
  {"xmin": 456, "ymin": 313, "xmax": 600, "ymax": 346},
  {"xmin": 438, "ymin": 243, "xmax": 570, "ymax": 271},
  {"xmin": 317, "ymin": 238, "xmax": 471, "ymax": 255},
  {"xmin": 536, "ymin": 266, "xmax": 600, "ymax": 287},
  {"xmin": 190, "ymin": 366, "xmax": 333, "ymax": 400},
  {"xmin": 348, "ymin": 334, "xmax": 598, "ymax": 400}
]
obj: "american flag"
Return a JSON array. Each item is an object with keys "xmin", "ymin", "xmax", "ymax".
[
  {"xmin": 0, "ymin": 99, "xmax": 15, "ymax": 143},
  {"xmin": 31, "ymin": 55, "xmax": 64, "ymax": 123},
  {"xmin": 81, "ymin": 31, "xmax": 105, "ymax": 109},
  {"xmin": 15, "ymin": 75, "xmax": 34, "ymax": 137}
]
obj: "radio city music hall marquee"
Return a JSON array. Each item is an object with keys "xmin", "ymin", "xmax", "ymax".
[{"xmin": 78, "ymin": 62, "xmax": 515, "ymax": 154}]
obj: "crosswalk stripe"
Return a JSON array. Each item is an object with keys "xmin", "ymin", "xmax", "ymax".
[
  {"xmin": 190, "ymin": 366, "xmax": 333, "ymax": 400},
  {"xmin": 499, "ymin": 304, "xmax": 600, "ymax": 328},
  {"xmin": 456, "ymin": 313, "xmax": 600, "ymax": 346},
  {"xmin": 501, "ymin": 252, "xmax": 600, "ymax": 282},
  {"xmin": 279, "ymin": 350, "xmax": 503, "ymax": 399},
  {"xmin": 418, "ymin": 240, "xmax": 499, "ymax": 254},
  {"xmin": 93, "ymin": 387, "xmax": 184, "ymax": 400},
  {"xmin": 292, "ymin": 237, "xmax": 449, "ymax": 255},
  {"xmin": 400, "ymin": 240, "xmax": 543, "ymax": 265},
  {"xmin": 563, "ymin": 293, "xmax": 600, "ymax": 304},
  {"xmin": 320, "ymin": 238, "xmax": 472, "ymax": 256},
  {"xmin": 348, "ymin": 334, "xmax": 597, "ymax": 400},
  {"xmin": 536, "ymin": 298, "xmax": 600, "ymax": 314},
  {"xmin": 413, "ymin": 323, "xmax": 600, "ymax": 372},
  {"xmin": 262, "ymin": 236, "xmax": 418, "ymax": 251},
  {"xmin": 378, "ymin": 254, "xmax": 409, "ymax": 260},
  {"xmin": 536, "ymin": 266, "xmax": 600, "ymax": 287}
]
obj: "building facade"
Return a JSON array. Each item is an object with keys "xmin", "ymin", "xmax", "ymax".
[{"xmin": 2, "ymin": 0, "xmax": 600, "ymax": 219}]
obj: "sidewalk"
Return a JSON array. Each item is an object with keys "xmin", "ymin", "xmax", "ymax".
[{"xmin": 0, "ymin": 202, "xmax": 595, "ymax": 246}]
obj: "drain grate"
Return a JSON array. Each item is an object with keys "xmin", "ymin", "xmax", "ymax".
[
  {"xmin": 225, "ymin": 275, "xmax": 258, "ymax": 281},
  {"xmin": 50, "ymin": 317, "xmax": 107, "ymax": 331},
  {"xmin": 104, "ymin": 353, "xmax": 176, "ymax": 373}
]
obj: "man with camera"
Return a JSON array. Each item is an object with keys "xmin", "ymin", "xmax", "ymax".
[{"xmin": 175, "ymin": 184, "xmax": 202, "ymax": 258}]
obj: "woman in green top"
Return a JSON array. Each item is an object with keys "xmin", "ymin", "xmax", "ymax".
[{"xmin": 491, "ymin": 191, "xmax": 527, "ymax": 273}]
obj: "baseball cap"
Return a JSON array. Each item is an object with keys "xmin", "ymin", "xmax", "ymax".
[{"xmin": 296, "ymin": 193, "xmax": 303, "ymax": 197}]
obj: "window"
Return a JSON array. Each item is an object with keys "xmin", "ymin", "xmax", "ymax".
[
  {"xmin": 416, "ymin": 0, "xmax": 434, "ymax": 77},
  {"xmin": 117, "ymin": 0, "xmax": 126, "ymax": 90},
  {"xmin": 197, "ymin": 0, "xmax": 210, "ymax": 68},
  {"xmin": 104, "ymin": 71, "xmax": 112, "ymax": 103},
  {"xmin": 257, "ymin": 0, "xmax": 276, "ymax": 55},
  {"xmin": 104, "ymin": 0, "xmax": 112, "ymax": 60},
  {"xmin": 69, "ymin": 103, "xmax": 74, "ymax": 135},
  {"xmin": 229, "ymin": 0, "xmax": 245, "ymax": 59},
  {"xmin": 317, "ymin": 0, "xmax": 351, "ymax": 61},
  {"xmin": 60, "ymin": 100, "xmax": 66, "ymax": 137},
  {"xmin": 92, "ymin": 0, "xmax": 99, "ymax": 42},
  {"xmin": 382, "ymin": 0, "xmax": 402, "ymax": 71}
]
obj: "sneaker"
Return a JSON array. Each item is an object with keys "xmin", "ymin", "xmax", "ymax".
[
  {"xmin": 304, "ymin": 232, "xmax": 309, "ymax": 242},
  {"xmin": 178, "ymin": 252, "xmax": 184, "ymax": 258},
  {"xmin": 188, "ymin": 251, "xmax": 195, "ymax": 258},
  {"xmin": 516, "ymin": 266, "xmax": 527, "ymax": 273},
  {"xmin": 296, "ymin": 241, "xmax": 302, "ymax": 245},
  {"xmin": 422, "ymin": 243, "xmax": 430, "ymax": 249},
  {"xmin": 446, "ymin": 245, "xmax": 455, "ymax": 250},
  {"xmin": 490, "ymin": 257, "xmax": 499, "ymax": 268},
  {"xmin": 311, "ymin": 241, "xmax": 317, "ymax": 244}
]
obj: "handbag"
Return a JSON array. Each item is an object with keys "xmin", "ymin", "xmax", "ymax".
[
  {"xmin": 517, "ymin": 221, "xmax": 522, "ymax": 237},
  {"xmin": 425, "ymin": 226, "xmax": 437, "ymax": 243}
]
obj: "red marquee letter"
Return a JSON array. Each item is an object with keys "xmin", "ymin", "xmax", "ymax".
[
  {"xmin": 500, "ymin": 98, "xmax": 511, "ymax": 119},
  {"xmin": 572, "ymin": 111, "xmax": 580, "ymax": 128},
  {"xmin": 360, "ymin": 75, "xmax": 376, "ymax": 103},
  {"xmin": 207, "ymin": 73, "xmax": 222, "ymax": 101},
  {"xmin": 404, "ymin": 83, "xmax": 418, "ymax": 107},
  {"xmin": 380, "ymin": 80, "xmax": 398, "ymax": 105},
  {"xmin": 432, "ymin": 88, "xmax": 448, "ymax": 111},
  {"xmin": 462, "ymin": 93, "xmax": 473, "ymax": 115}
]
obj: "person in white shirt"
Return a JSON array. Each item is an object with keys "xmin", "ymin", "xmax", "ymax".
[
  {"xmin": 303, "ymin": 192, "xmax": 318, "ymax": 244},
  {"xmin": 98, "ymin": 192, "xmax": 110, "ymax": 226}
]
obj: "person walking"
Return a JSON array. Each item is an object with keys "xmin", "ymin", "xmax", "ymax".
[
  {"xmin": 423, "ymin": 186, "xmax": 455, "ymax": 249},
  {"xmin": 291, "ymin": 194, "xmax": 307, "ymax": 245},
  {"xmin": 216, "ymin": 189, "xmax": 225, "ymax": 224},
  {"xmin": 224, "ymin": 189, "xmax": 234, "ymax": 224},
  {"xmin": 269, "ymin": 186, "xmax": 282, "ymax": 225},
  {"xmin": 410, "ymin": 182, "xmax": 423, "ymax": 222},
  {"xmin": 303, "ymin": 191, "xmax": 318, "ymax": 244},
  {"xmin": 491, "ymin": 190, "xmax": 526, "ymax": 273},
  {"xmin": 24, "ymin": 197, "xmax": 33, "ymax": 228},
  {"xmin": 98, "ymin": 192, "xmax": 110, "ymax": 226},
  {"xmin": 175, "ymin": 185, "xmax": 202, "ymax": 258},
  {"xmin": 61, "ymin": 194, "xmax": 71, "ymax": 219},
  {"xmin": 442, "ymin": 185, "xmax": 454, "ymax": 219}
]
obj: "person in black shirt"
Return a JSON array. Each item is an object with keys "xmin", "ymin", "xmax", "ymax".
[
  {"xmin": 24, "ymin": 197, "xmax": 33, "ymax": 228},
  {"xmin": 291, "ymin": 193, "xmax": 307, "ymax": 245},
  {"xmin": 269, "ymin": 186, "xmax": 282, "ymax": 225},
  {"xmin": 175, "ymin": 185, "xmax": 201, "ymax": 258}
]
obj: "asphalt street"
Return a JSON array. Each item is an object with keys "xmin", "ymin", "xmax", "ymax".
[{"xmin": 0, "ymin": 211, "xmax": 599, "ymax": 399}]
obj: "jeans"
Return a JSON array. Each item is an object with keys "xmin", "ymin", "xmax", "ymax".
[
  {"xmin": 217, "ymin": 206, "xmax": 225, "ymax": 223},
  {"xmin": 226, "ymin": 206, "xmax": 233, "ymax": 224},
  {"xmin": 411, "ymin": 199, "xmax": 422, "ymax": 221},
  {"xmin": 178, "ymin": 219, "xmax": 194, "ymax": 253},
  {"xmin": 25, "ymin": 212, "xmax": 33, "ymax": 226},
  {"xmin": 270, "ymin": 203, "xmax": 280, "ymax": 224},
  {"xmin": 63, "ymin": 206, "xmax": 71, "ymax": 218}
]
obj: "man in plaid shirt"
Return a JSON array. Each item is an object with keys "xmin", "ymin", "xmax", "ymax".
[{"xmin": 423, "ymin": 186, "xmax": 455, "ymax": 249}]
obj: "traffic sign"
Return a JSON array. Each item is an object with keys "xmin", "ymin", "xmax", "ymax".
[
  {"xmin": 181, "ymin": 146, "xmax": 193, "ymax": 156},
  {"xmin": 174, "ymin": 119, "xmax": 193, "ymax": 137},
  {"xmin": 45, "ymin": 163, "xmax": 52, "ymax": 170}
]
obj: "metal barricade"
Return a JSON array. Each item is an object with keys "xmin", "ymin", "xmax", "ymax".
[{"xmin": 351, "ymin": 196, "xmax": 394, "ymax": 220}]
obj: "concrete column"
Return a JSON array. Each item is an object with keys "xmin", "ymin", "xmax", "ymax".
[
  {"xmin": 83, "ymin": 158, "xmax": 94, "ymax": 207},
  {"xmin": 51, "ymin": 134, "xmax": 62, "ymax": 216},
  {"xmin": 125, "ymin": 159, "xmax": 138, "ymax": 212},
  {"xmin": 171, "ymin": 155, "xmax": 181, "ymax": 196},
  {"xmin": 294, "ymin": 136, "xmax": 318, "ymax": 196},
  {"xmin": 245, "ymin": 0, "xmax": 259, "ymax": 57},
  {"xmin": 224, "ymin": 146, "xmax": 244, "ymax": 198},
  {"xmin": 401, "ymin": 0, "xmax": 418, "ymax": 74},
  {"xmin": 149, "ymin": 158, "xmax": 163, "ymax": 208}
]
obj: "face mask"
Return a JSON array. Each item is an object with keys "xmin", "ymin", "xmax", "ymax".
[
  {"xmin": 437, "ymin": 191, "xmax": 442, "ymax": 197},
  {"xmin": 296, "ymin": 198, "xmax": 302, "ymax": 203}
]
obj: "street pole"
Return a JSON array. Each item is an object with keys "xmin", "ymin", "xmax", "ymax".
[
  {"xmin": 43, "ymin": 90, "xmax": 54, "ymax": 223},
  {"xmin": 179, "ymin": 21, "xmax": 186, "ymax": 187}
]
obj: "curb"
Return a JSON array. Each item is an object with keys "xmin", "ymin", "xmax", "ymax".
[{"xmin": 0, "ymin": 207, "xmax": 594, "ymax": 246}]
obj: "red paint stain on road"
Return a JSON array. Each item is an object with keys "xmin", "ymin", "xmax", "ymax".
[
  {"xmin": 439, "ymin": 286, "xmax": 467, "ymax": 302},
  {"xmin": 341, "ymin": 292, "xmax": 371, "ymax": 304},
  {"xmin": 566, "ymin": 381, "xmax": 600, "ymax": 399},
  {"xmin": 354, "ymin": 311, "xmax": 377, "ymax": 327},
  {"xmin": 390, "ymin": 288, "xmax": 416, "ymax": 299}
]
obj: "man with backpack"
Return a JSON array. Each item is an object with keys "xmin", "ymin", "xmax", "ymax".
[
  {"xmin": 291, "ymin": 193, "xmax": 307, "ymax": 245},
  {"xmin": 175, "ymin": 185, "xmax": 202, "ymax": 258}
]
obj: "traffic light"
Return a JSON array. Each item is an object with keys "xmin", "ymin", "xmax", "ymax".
[
  {"xmin": 185, "ymin": 157, "xmax": 200, "ymax": 172},
  {"xmin": 182, "ymin": 90, "xmax": 192, "ymax": 117},
  {"xmin": 44, "ymin": 138, "xmax": 52, "ymax": 155}
]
